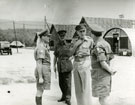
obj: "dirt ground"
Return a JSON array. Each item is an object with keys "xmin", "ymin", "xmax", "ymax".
[{"xmin": 0, "ymin": 48, "xmax": 135, "ymax": 105}]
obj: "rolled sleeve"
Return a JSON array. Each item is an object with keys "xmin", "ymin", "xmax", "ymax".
[{"xmin": 96, "ymin": 47, "xmax": 107, "ymax": 62}]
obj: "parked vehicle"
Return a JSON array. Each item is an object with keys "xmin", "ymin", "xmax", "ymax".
[
  {"xmin": 10, "ymin": 41, "xmax": 25, "ymax": 48},
  {"xmin": 0, "ymin": 41, "xmax": 12, "ymax": 55}
]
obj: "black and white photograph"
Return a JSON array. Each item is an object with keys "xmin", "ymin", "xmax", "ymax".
[{"xmin": 0, "ymin": 0, "xmax": 135, "ymax": 105}]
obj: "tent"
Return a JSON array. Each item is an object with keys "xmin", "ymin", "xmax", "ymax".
[
  {"xmin": 10, "ymin": 41, "xmax": 25, "ymax": 48},
  {"xmin": 103, "ymin": 27, "xmax": 135, "ymax": 56}
]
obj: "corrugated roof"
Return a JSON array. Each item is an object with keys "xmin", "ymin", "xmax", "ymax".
[{"xmin": 81, "ymin": 17, "xmax": 133, "ymax": 32}]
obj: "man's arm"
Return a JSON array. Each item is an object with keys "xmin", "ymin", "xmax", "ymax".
[
  {"xmin": 70, "ymin": 39, "xmax": 83, "ymax": 56},
  {"xmin": 36, "ymin": 59, "xmax": 44, "ymax": 83},
  {"xmin": 53, "ymin": 55, "xmax": 58, "ymax": 79},
  {"xmin": 34, "ymin": 49, "xmax": 37, "ymax": 60},
  {"xmin": 100, "ymin": 61, "xmax": 116, "ymax": 75},
  {"xmin": 53, "ymin": 56, "xmax": 57, "ymax": 72},
  {"xmin": 96, "ymin": 47, "xmax": 116, "ymax": 75}
]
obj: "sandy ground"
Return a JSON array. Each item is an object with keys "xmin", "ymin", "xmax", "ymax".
[{"xmin": 0, "ymin": 48, "xmax": 135, "ymax": 105}]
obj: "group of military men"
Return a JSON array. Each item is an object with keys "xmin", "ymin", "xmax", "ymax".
[{"xmin": 34, "ymin": 24, "xmax": 116, "ymax": 105}]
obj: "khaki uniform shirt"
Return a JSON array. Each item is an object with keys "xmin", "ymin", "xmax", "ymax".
[
  {"xmin": 74, "ymin": 36, "xmax": 94, "ymax": 61},
  {"xmin": 34, "ymin": 44, "xmax": 50, "ymax": 64}
]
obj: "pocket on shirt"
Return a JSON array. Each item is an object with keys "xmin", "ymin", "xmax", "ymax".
[{"xmin": 82, "ymin": 42, "xmax": 89, "ymax": 48}]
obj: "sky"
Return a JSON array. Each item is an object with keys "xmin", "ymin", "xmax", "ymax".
[{"xmin": 0, "ymin": 0, "xmax": 135, "ymax": 24}]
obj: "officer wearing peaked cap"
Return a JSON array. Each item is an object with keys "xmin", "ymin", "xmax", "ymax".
[
  {"xmin": 34, "ymin": 30, "xmax": 51, "ymax": 45},
  {"xmin": 34, "ymin": 29, "xmax": 51, "ymax": 105},
  {"xmin": 57, "ymin": 30, "xmax": 67, "ymax": 35},
  {"xmin": 91, "ymin": 24, "xmax": 104, "ymax": 32},
  {"xmin": 53, "ymin": 29, "xmax": 73, "ymax": 105},
  {"xmin": 90, "ymin": 24, "xmax": 116, "ymax": 105}
]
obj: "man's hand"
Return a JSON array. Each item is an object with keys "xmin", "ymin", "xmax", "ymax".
[
  {"xmin": 39, "ymin": 78, "xmax": 44, "ymax": 84},
  {"xmin": 70, "ymin": 39, "xmax": 83, "ymax": 55},
  {"xmin": 69, "ymin": 56, "xmax": 74, "ymax": 61},
  {"xmin": 54, "ymin": 65, "xmax": 57, "ymax": 79},
  {"xmin": 110, "ymin": 70, "xmax": 117, "ymax": 75}
]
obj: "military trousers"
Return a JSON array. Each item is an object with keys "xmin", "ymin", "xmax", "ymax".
[
  {"xmin": 58, "ymin": 71, "xmax": 72, "ymax": 101},
  {"xmin": 73, "ymin": 58, "xmax": 92, "ymax": 105}
]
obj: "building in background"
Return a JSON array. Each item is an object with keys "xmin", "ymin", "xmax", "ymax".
[
  {"xmin": 79, "ymin": 17, "xmax": 134, "ymax": 36},
  {"xmin": 78, "ymin": 17, "xmax": 135, "ymax": 56},
  {"xmin": 103, "ymin": 27, "xmax": 135, "ymax": 56}
]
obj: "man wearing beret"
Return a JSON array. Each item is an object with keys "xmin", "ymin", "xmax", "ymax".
[
  {"xmin": 34, "ymin": 30, "xmax": 51, "ymax": 105},
  {"xmin": 53, "ymin": 30, "xmax": 73, "ymax": 105},
  {"xmin": 90, "ymin": 25, "xmax": 116, "ymax": 105},
  {"xmin": 71, "ymin": 24, "xmax": 94, "ymax": 105}
]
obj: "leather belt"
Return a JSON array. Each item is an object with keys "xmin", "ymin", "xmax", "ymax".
[
  {"xmin": 59, "ymin": 57, "xmax": 69, "ymax": 60},
  {"xmin": 74, "ymin": 55, "xmax": 90, "ymax": 62}
]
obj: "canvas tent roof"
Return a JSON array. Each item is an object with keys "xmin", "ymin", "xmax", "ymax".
[
  {"xmin": 50, "ymin": 24, "xmax": 76, "ymax": 39},
  {"xmin": 104, "ymin": 27, "xmax": 135, "ymax": 56},
  {"xmin": 10, "ymin": 41, "xmax": 24, "ymax": 47}
]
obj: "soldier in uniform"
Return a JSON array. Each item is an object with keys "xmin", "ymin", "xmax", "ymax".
[
  {"xmin": 53, "ymin": 30, "xmax": 73, "ymax": 105},
  {"xmin": 90, "ymin": 25, "xmax": 116, "ymax": 105},
  {"xmin": 71, "ymin": 24, "xmax": 93, "ymax": 105},
  {"xmin": 34, "ymin": 30, "xmax": 51, "ymax": 105}
]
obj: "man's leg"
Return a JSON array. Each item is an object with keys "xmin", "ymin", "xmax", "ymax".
[
  {"xmin": 64, "ymin": 72, "xmax": 72, "ymax": 105},
  {"xmin": 58, "ymin": 72, "xmax": 66, "ymax": 102},
  {"xmin": 35, "ymin": 82, "xmax": 44, "ymax": 105},
  {"xmin": 35, "ymin": 89, "xmax": 43, "ymax": 105},
  {"xmin": 36, "ymin": 63, "xmax": 44, "ymax": 84},
  {"xmin": 99, "ymin": 96, "xmax": 108, "ymax": 105}
]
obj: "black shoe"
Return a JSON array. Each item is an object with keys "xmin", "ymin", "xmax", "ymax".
[
  {"xmin": 65, "ymin": 100, "xmax": 71, "ymax": 105},
  {"xmin": 57, "ymin": 98, "xmax": 65, "ymax": 102}
]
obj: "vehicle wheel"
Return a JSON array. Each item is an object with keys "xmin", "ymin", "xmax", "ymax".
[
  {"xmin": 9, "ymin": 49, "xmax": 12, "ymax": 55},
  {"xmin": 0, "ymin": 50, "xmax": 3, "ymax": 55}
]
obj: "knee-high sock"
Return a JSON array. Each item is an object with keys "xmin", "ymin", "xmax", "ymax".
[{"xmin": 35, "ymin": 96, "xmax": 42, "ymax": 105}]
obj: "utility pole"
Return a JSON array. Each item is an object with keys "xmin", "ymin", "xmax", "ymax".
[
  {"xmin": 119, "ymin": 14, "xmax": 124, "ymax": 28},
  {"xmin": 13, "ymin": 21, "xmax": 18, "ymax": 53},
  {"xmin": 44, "ymin": 16, "xmax": 47, "ymax": 30},
  {"xmin": 23, "ymin": 24, "xmax": 25, "ymax": 47},
  {"xmin": 44, "ymin": 16, "xmax": 50, "ymax": 31}
]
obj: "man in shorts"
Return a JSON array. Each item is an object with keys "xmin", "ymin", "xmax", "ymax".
[{"xmin": 34, "ymin": 30, "xmax": 51, "ymax": 105}]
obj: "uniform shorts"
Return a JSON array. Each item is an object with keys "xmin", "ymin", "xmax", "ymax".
[
  {"xmin": 34, "ymin": 64, "xmax": 51, "ymax": 90},
  {"xmin": 91, "ymin": 69, "xmax": 111, "ymax": 97}
]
